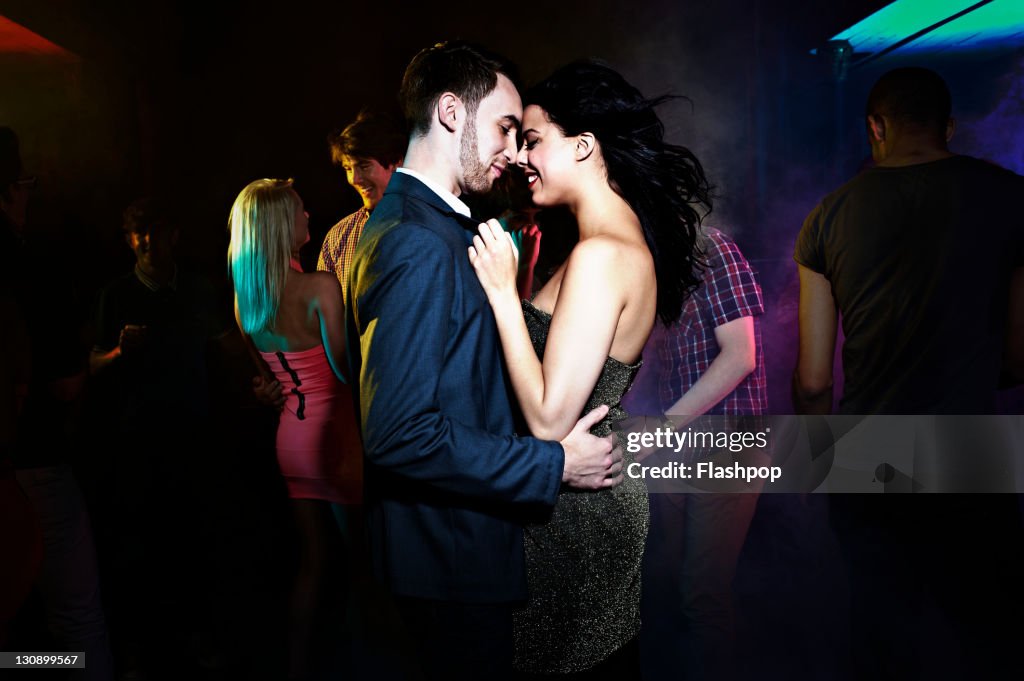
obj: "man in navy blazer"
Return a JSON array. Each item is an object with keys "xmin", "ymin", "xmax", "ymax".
[{"xmin": 345, "ymin": 42, "xmax": 623, "ymax": 679}]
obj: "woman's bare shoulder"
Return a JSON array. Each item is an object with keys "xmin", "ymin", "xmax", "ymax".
[
  {"xmin": 309, "ymin": 271, "xmax": 342, "ymax": 293},
  {"xmin": 567, "ymin": 234, "xmax": 651, "ymax": 275},
  {"xmin": 288, "ymin": 271, "xmax": 341, "ymax": 299}
]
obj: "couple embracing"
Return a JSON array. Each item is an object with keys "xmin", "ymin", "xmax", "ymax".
[{"xmin": 347, "ymin": 41, "xmax": 710, "ymax": 680}]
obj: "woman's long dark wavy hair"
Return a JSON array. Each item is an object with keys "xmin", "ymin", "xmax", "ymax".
[{"xmin": 526, "ymin": 61, "xmax": 711, "ymax": 324}]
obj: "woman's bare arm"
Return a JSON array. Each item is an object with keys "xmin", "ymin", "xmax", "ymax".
[
  {"xmin": 471, "ymin": 221, "xmax": 626, "ymax": 440},
  {"xmin": 310, "ymin": 273, "xmax": 348, "ymax": 384}
]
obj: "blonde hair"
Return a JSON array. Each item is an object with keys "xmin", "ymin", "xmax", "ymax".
[{"xmin": 228, "ymin": 178, "xmax": 299, "ymax": 334}]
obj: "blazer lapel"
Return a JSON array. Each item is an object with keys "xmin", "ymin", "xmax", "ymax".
[{"xmin": 384, "ymin": 173, "xmax": 479, "ymax": 234}]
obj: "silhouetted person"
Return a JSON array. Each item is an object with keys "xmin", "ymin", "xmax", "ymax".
[
  {"xmin": 1, "ymin": 125, "xmax": 114, "ymax": 679},
  {"xmin": 793, "ymin": 68, "xmax": 1024, "ymax": 679},
  {"xmin": 89, "ymin": 198, "xmax": 229, "ymax": 679},
  {"xmin": 793, "ymin": 67, "xmax": 1023, "ymax": 414},
  {"xmin": 0, "ymin": 247, "xmax": 41, "ymax": 650}
]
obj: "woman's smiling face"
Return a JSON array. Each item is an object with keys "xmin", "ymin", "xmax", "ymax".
[{"xmin": 517, "ymin": 104, "xmax": 579, "ymax": 207}]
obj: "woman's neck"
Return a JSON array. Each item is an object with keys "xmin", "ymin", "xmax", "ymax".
[{"xmin": 572, "ymin": 182, "xmax": 641, "ymax": 240}]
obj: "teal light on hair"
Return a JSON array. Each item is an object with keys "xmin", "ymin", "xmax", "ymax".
[{"xmin": 228, "ymin": 179, "xmax": 298, "ymax": 334}]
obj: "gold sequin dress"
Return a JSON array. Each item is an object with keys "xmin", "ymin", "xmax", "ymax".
[{"xmin": 514, "ymin": 300, "xmax": 650, "ymax": 674}]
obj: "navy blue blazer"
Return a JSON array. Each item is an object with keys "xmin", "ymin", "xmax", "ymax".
[{"xmin": 346, "ymin": 172, "xmax": 564, "ymax": 603}]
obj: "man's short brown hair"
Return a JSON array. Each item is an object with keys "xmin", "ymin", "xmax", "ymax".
[
  {"xmin": 327, "ymin": 109, "xmax": 407, "ymax": 167},
  {"xmin": 399, "ymin": 41, "xmax": 518, "ymax": 137}
]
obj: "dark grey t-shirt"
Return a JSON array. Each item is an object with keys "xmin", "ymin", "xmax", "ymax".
[{"xmin": 795, "ymin": 155, "xmax": 1024, "ymax": 414}]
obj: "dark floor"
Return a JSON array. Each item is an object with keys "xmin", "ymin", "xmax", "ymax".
[{"xmin": 10, "ymin": 402, "xmax": 1024, "ymax": 680}]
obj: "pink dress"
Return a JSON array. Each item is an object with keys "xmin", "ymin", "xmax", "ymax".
[{"xmin": 260, "ymin": 346, "xmax": 362, "ymax": 504}]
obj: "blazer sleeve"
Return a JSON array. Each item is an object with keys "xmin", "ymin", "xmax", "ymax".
[{"xmin": 353, "ymin": 223, "xmax": 564, "ymax": 506}]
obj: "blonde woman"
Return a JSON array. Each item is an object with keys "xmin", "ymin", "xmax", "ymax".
[{"xmin": 229, "ymin": 178, "xmax": 359, "ymax": 679}]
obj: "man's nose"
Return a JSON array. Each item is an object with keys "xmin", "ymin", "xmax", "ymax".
[
  {"xmin": 516, "ymin": 145, "xmax": 529, "ymax": 168},
  {"xmin": 504, "ymin": 136, "xmax": 517, "ymax": 163}
]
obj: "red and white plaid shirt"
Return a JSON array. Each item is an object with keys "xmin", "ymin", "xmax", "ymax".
[
  {"xmin": 657, "ymin": 227, "xmax": 767, "ymax": 415},
  {"xmin": 317, "ymin": 206, "xmax": 370, "ymax": 305}
]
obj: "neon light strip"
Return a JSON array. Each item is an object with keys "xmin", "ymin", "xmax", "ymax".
[{"xmin": 823, "ymin": 0, "xmax": 1024, "ymax": 57}]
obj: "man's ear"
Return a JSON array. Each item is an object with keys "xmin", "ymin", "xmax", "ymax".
[
  {"xmin": 575, "ymin": 132, "xmax": 596, "ymax": 162},
  {"xmin": 945, "ymin": 117, "xmax": 956, "ymax": 143},
  {"xmin": 866, "ymin": 114, "xmax": 886, "ymax": 143},
  {"xmin": 437, "ymin": 92, "xmax": 461, "ymax": 133}
]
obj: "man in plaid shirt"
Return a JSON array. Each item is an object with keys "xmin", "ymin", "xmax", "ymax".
[
  {"xmin": 318, "ymin": 110, "xmax": 406, "ymax": 300},
  {"xmin": 626, "ymin": 225, "xmax": 766, "ymax": 681},
  {"xmin": 308, "ymin": 111, "xmax": 407, "ymax": 605},
  {"xmin": 657, "ymin": 226, "xmax": 766, "ymax": 418}
]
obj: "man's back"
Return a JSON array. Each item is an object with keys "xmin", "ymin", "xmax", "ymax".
[{"xmin": 796, "ymin": 155, "xmax": 1024, "ymax": 413}]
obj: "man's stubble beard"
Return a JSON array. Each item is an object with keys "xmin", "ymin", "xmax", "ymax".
[{"xmin": 458, "ymin": 108, "xmax": 493, "ymax": 195}]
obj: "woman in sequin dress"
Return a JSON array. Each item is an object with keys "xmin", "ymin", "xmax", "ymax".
[{"xmin": 469, "ymin": 62, "xmax": 713, "ymax": 677}]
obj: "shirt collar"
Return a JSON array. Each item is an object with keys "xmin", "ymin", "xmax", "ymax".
[
  {"xmin": 134, "ymin": 263, "xmax": 178, "ymax": 292},
  {"xmin": 395, "ymin": 167, "xmax": 471, "ymax": 217}
]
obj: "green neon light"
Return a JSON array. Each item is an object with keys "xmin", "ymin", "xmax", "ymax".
[{"xmin": 825, "ymin": 0, "xmax": 1024, "ymax": 56}]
